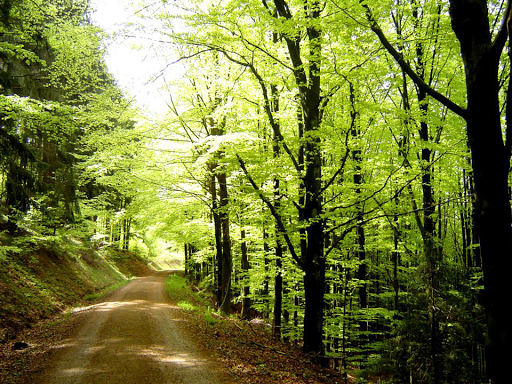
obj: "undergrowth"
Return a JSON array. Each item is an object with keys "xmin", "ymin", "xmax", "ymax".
[
  {"xmin": 83, "ymin": 280, "xmax": 130, "ymax": 301},
  {"xmin": 164, "ymin": 273, "xmax": 344, "ymax": 384},
  {"xmin": 164, "ymin": 274, "xmax": 215, "ymax": 323}
]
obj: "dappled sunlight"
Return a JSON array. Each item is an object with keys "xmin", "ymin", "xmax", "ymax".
[
  {"xmin": 60, "ymin": 366, "xmax": 104, "ymax": 378},
  {"xmin": 71, "ymin": 298, "xmax": 181, "ymax": 314},
  {"xmin": 140, "ymin": 346, "xmax": 208, "ymax": 367},
  {"xmin": 30, "ymin": 273, "xmax": 229, "ymax": 384}
]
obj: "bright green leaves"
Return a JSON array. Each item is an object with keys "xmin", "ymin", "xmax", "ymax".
[{"xmin": 45, "ymin": 23, "xmax": 110, "ymax": 102}]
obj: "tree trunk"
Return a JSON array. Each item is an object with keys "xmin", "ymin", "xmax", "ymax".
[
  {"xmin": 273, "ymin": 238, "xmax": 283, "ymax": 338},
  {"xmin": 449, "ymin": 2, "xmax": 512, "ymax": 381},
  {"xmin": 275, "ymin": 0, "xmax": 325, "ymax": 354},
  {"xmin": 216, "ymin": 170, "xmax": 232, "ymax": 315},
  {"xmin": 240, "ymin": 227, "xmax": 251, "ymax": 320},
  {"xmin": 210, "ymin": 172, "xmax": 223, "ymax": 307},
  {"xmin": 349, "ymin": 81, "xmax": 368, "ymax": 361},
  {"xmin": 302, "ymin": 129, "xmax": 325, "ymax": 353},
  {"xmin": 122, "ymin": 218, "xmax": 131, "ymax": 251},
  {"xmin": 271, "ymin": 81, "xmax": 283, "ymax": 338}
]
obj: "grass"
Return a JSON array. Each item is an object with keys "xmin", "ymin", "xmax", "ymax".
[
  {"xmin": 165, "ymin": 274, "xmax": 201, "ymax": 304},
  {"xmin": 83, "ymin": 280, "xmax": 130, "ymax": 301},
  {"xmin": 164, "ymin": 274, "xmax": 215, "ymax": 323}
]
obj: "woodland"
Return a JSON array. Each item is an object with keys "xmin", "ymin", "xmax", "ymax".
[{"xmin": 1, "ymin": 0, "xmax": 512, "ymax": 383}]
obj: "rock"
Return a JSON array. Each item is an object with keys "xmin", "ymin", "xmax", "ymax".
[{"xmin": 13, "ymin": 341, "xmax": 30, "ymax": 351}]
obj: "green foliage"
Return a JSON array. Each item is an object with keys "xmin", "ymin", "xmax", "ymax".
[
  {"xmin": 0, "ymin": 0, "xmax": 496, "ymax": 382},
  {"xmin": 165, "ymin": 273, "xmax": 216, "ymax": 325}
]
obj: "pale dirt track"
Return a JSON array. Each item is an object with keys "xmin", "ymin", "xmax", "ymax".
[{"xmin": 28, "ymin": 271, "xmax": 233, "ymax": 384}]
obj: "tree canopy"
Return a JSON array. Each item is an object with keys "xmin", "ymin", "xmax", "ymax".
[{"xmin": 2, "ymin": 0, "xmax": 512, "ymax": 383}]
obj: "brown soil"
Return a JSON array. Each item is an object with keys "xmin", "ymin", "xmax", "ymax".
[
  {"xmin": 182, "ymin": 306, "xmax": 347, "ymax": 384},
  {"xmin": 2, "ymin": 271, "xmax": 233, "ymax": 384}
]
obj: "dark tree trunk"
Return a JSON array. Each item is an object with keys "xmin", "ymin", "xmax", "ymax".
[
  {"xmin": 273, "ymin": 238, "xmax": 283, "ymax": 338},
  {"xmin": 217, "ymin": 171, "xmax": 232, "ymax": 315},
  {"xmin": 273, "ymin": 0, "xmax": 326, "ymax": 354},
  {"xmin": 449, "ymin": 2, "xmax": 512, "ymax": 381},
  {"xmin": 349, "ymin": 81, "xmax": 368, "ymax": 359},
  {"xmin": 271, "ymin": 81, "xmax": 283, "ymax": 338},
  {"xmin": 183, "ymin": 243, "xmax": 189, "ymax": 275},
  {"xmin": 302, "ymin": 124, "xmax": 325, "ymax": 353},
  {"xmin": 392, "ymin": 197, "xmax": 400, "ymax": 311},
  {"xmin": 210, "ymin": 173, "xmax": 223, "ymax": 307},
  {"xmin": 262, "ymin": 224, "xmax": 270, "ymax": 317},
  {"xmin": 122, "ymin": 218, "xmax": 131, "ymax": 251},
  {"xmin": 417, "ymin": 74, "xmax": 442, "ymax": 384},
  {"xmin": 240, "ymin": 228, "xmax": 251, "ymax": 320}
]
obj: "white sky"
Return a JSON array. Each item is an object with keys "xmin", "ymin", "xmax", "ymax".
[{"xmin": 89, "ymin": 0, "xmax": 173, "ymax": 116}]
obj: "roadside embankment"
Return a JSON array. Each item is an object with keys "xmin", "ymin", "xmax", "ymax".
[{"xmin": 0, "ymin": 236, "xmax": 152, "ymax": 343}]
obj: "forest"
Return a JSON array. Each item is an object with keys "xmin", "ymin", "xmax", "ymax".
[{"xmin": 1, "ymin": 0, "xmax": 512, "ymax": 383}]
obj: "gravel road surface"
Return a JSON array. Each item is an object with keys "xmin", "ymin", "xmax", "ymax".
[{"xmin": 29, "ymin": 271, "xmax": 232, "ymax": 384}]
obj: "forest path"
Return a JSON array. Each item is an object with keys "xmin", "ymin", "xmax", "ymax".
[{"xmin": 28, "ymin": 271, "xmax": 233, "ymax": 384}]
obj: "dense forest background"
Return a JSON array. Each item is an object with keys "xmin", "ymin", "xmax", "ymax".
[{"xmin": 2, "ymin": 0, "xmax": 512, "ymax": 383}]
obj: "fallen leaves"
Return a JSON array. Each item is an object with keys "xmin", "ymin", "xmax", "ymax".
[{"xmin": 180, "ymin": 310, "xmax": 344, "ymax": 384}]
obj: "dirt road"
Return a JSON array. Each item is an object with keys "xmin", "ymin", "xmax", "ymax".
[{"xmin": 28, "ymin": 271, "xmax": 233, "ymax": 384}]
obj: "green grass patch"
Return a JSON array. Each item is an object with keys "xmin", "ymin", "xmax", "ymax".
[
  {"xmin": 83, "ymin": 280, "xmax": 130, "ymax": 301},
  {"xmin": 177, "ymin": 301, "xmax": 197, "ymax": 311},
  {"xmin": 165, "ymin": 274, "xmax": 215, "ymax": 324},
  {"xmin": 165, "ymin": 274, "xmax": 201, "ymax": 304},
  {"xmin": 203, "ymin": 311, "xmax": 217, "ymax": 325}
]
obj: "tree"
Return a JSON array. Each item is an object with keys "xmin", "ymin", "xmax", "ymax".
[{"xmin": 359, "ymin": 1, "xmax": 512, "ymax": 381}]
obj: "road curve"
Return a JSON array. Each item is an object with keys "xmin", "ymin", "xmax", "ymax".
[{"xmin": 29, "ymin": 271, "xmax": 233, "ymax": 384}]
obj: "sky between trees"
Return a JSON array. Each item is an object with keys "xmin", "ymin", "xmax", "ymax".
[{"xmin": 90, "ymin": 0, "xmax": 180, "ymax": 116}]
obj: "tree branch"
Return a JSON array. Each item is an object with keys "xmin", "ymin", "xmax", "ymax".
[
  {"xmin": 360, "ymin": 1, "xmax": 467, "ymax": 119},
  {"xmin": 490, "ymin": 0, "xmax": 512, "ymax": 59},
  {"xmin": 236, "ymin": 154, "xmax": 304, "ymax": 269}
]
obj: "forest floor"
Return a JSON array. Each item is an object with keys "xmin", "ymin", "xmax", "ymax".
[{"xmin": 0, "ymin": 271, "xmax": 348, "ymax": 384}]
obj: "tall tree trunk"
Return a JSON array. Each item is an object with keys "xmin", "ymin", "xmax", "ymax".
[
  {"xmin": 415, "ymin": 38, "xmax": 442, "ymax": 384},
  {"xmin": 271, "ymin": 82, "xmax": 284, "ymax": 338},
  {"xmin": 262, "ymin": 223, "xmax": 271, "ymax": 318},
  {"xmin": 273, "ymin": 237, "xmax": 283, "ymax": 338},
  {"xmin": 348, "ymin": 81, "xmax": 368, "ymax": 361},
  {"xmin": 449, "ymin": 2, "xmax": 512, "ymax": 381},
  {"xmin": 240, "ymin": 227, "xmax": 251, "ymax": 320},
  {"xmin": 122, "ymin": 218, "xmax": 131, "ymax": 251},
  {"xmin": 210, "ymin": 170, "xmax": 223, "ymax": 307},
  {"xmin": 184, "ymin": 243, "xmax": 189, "ymax": 276},
  {"xmin": 273, "ymin": 0, "xmax": 326, "ymax": 354},
  {"xmin": 216, "ymin": 170, "xmax": 232, "ymax": 315}
]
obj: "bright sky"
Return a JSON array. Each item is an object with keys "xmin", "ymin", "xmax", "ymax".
[{"xmin": 89, "ymin": 0, "xmax": 172, "ymax": 116}]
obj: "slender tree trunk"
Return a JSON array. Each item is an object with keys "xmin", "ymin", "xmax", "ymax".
[
  {"xmin": 216, "ymin": 171, "xmax": 232, "ymax": 315},
  {"xmin": 184, "ymin": 244, "xmax": 189, "ymax": 276},
  {"xmin": 271, "ymin": 82, "xmax": 283, "ymax": 338},
  {"xmin": 273, "ymin": 234, "xmax": 283, "ymax": 338},
  {"xmin": 392, "ymin": 196, "xmax": 400, "ymax": 311},
  {"xmin": 240, "ymin": 227, "xmax": 251, "ymax": 320},
  {"xmin": 122, "ymin": 218, "xmax": 131, "ymax": 251},
  {"xmin": 262, "ymin": 224, "xmax": 270, "ymax": 316},
  {"xmin": 210, "ymin": 172, "xmax": 223, "ymax": 307},
  {"xmin": 348, "ymin": 81, "xmax": 368, "ymax": 361}
]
